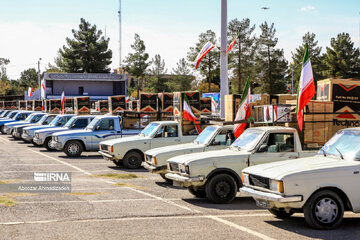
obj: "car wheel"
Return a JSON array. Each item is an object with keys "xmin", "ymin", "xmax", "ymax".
[
  {"xmin": 113, "ymin": 160, "xmax": 123, "ymax": 167},
  {"xmin": 64, "ymin": 141, "xmax": 83, "ymax": 157},
  {"xmin": 304, "ymin": 190, "xmax": 344, "ymax": 230},
  {"xmin": 205, "ymin": 173, "xmax": 237, "ymax": 204},
  {"xmin": 0, "ymin": 126, "xmax": 5, "ymax": 134},
  {"xmin": 123, "ymin": 151, "xmax": 143, "ymax": 169},
  {"xmin": 188, "ymin": 188, "xmax": 207, "ymax": 198},
  {"xmin": 44, "ymin": 137, "xmax": 56, "ymax": 151},
  {"xmin": 268, "ymin": 209, "xmax": 294, "ymax": 219}
]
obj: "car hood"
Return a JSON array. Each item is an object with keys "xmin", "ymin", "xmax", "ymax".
[
  {"xmin": 146, "ymin": 142, "xmax": 201, "ymax": 156},
  {"xmin": 36, "ymin": 127, "xmax": 69, "ymax": 134},
  {"xmin": 168, "ymin": 148, "xmax": 250, "ymax": 165},
  {"xmin": 15, "ymin": 123, "xmax": 38, "ymax": 129},
  {"xmin": 242, "ymin": 155, "xmax": 359, "ymax": 180},
  {"xmin": 24, "ymin": 125, "xmax": 55, "ymax": 132},
  {"xmin": 4, "ymin": 121, "xmax": 28, "ymax": 126},
  {"xmin": 101, "ymin": 135, "xmax": 150, "ymax": 146},
  {"xmin": 53, "ymin": 129, "xmax": 92, "ymax": 137}
]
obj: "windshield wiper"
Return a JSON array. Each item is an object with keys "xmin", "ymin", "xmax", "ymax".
[{"xmin": 334, "ymin": 147, "xmax": 344, "ymax": 160}]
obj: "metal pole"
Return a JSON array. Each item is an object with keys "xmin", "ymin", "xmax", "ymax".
[
  {"xmin": 220, "ymin": 0, "xmax": 229, "ymax": 119},
  {"xmin": 38, "ymin": 58, "xmax": 42, "ymax": 100},
  {"xmin": 118, "ymin": 0, "xmax": 122, "ymax": 68},
  {"xmin": 291, "ymin": 63, "xmax": 294, "ymax": 94}
]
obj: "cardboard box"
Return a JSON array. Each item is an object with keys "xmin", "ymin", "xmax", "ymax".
[
  {"xmin": 109, "ymin": 95, "xmax": 126, "ymax": 114},
  {"xmin": 18, "ymin": 101, "xmax": 26, "ymax": 110},
  {"xmin": 97, "ymin": 100, "xmax": 109, "ymax": 114},
  {"xmin": 158, "ymin": 93, "xmax": 174, "ymax": 113},
  {"xmin": 200, "ymin": 97, "xmax": 212, "ymax": 115},
  {"xmin": 140, "ymin": 93, "xmax": 157, "ymax": 112},
  {"xmin": 224, "ymin": 94, "xmax": 242, "ymax": 121},
  {"xmin": 26, "ymin": 100, "xmax": 33, "ymax": 111},
  {"xmin": 173, "ymin": 91, "xmax": 200, "ymax": 117},
  {"xmin": 74, "ymin": 97, "xmax": 91, "ymax": 115},
  {"xmin": 33, "ymin": 100, "xmax": 42, "ymax": 111},
  {"xmin": 64, "ymin": 98, "xmax": 74, "ymax": 114},
  {"xmin": 49, "ymin": 99, "xmax": 61, "ymax": 114}
]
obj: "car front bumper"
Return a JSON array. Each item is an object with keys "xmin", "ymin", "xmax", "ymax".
[
  {"xmin": 53, "ymin": 141, "xmax": 63, "ymax": 151},
  {"xmin": 4, "ymin": 126, "xmax": 12, "ymax": 134},
  {"xmin": 98, "ymin": 151, "xmax": 116, "ymax": 161},
  {"xmin": 33, "ymin": 136, "xmax": 44, "ymax": 145},
  {"xmin": 143, "ymin": 161, "xmax": 167, "ymax": 174},
  {"xmin": 240, "ymin": 187, "xmax": 303, "ymax": 203},
  {"xmin": 165, "ymin": 173, "xmax": 205, "ymax": 187},
  {"xmin": 21, "ymin": 133, "xmax": 33, "ymax": 142}
]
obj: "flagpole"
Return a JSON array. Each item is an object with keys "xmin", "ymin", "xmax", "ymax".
[{"xmin": 220, "ymin": 0, "xmax": 229, "ymax": 119}]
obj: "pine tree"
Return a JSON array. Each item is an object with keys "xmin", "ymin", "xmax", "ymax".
[
  {"xmin": 291, "ymin": 32, "xmax": 325, "ymax": 90},
  {"xmin": 145, "ymin": 54, "xmax": 169, "ymax": 92},
  {"xmin": 254, "ymin": 22, "xmax": 288, "ymax": 94},
  {"xmin": 56, "ymin": 18, "xmax": 112, "ymax": 73},
  {"xmin": 323, "ymin": 33, "xmax": 360, "ymax": 78},
  {"xmin": 124, "ymin": 33, "xmax": 150, "ymax": 98},
  {"xmin": 18, "ymin": 68, "xmax": 38, "ymax": 89},
  {"xmin": 170, "ymin": 58, "xmax": 194, "ymax": 91},
  {"xmin": 228, "ymin": 18, "xmax": 256, "ymax": 94},
  {"xmin": 187, "ymin": 30, "xmax": 220, "ymax": 92}
]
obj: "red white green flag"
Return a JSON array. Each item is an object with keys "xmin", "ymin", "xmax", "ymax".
[
  {"xmin": 226, "ymin": 30, "xmax": 240, "ymax": 54},
  {"xmin": 61, "ymin": 88, "xmax": 65, "ymax": 114},
  {"xmin": 27, "ymin": 87, "xmax": 33, "ymax": 97},
  {"xmin": 296, "ymin": 44, "xmax": 315, "ymax": 131},
  {"xmin": 183, "ymin": 94, "xmax": 202, "ymax": 133},
  {"xmin": 234, "ymin": 76, "xmax": 251, "ymax": 138}
]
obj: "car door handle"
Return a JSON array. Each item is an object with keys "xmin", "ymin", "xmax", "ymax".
[{"xmin": 288, "ymin": 155, "xmax": 298, "ymax": 159}]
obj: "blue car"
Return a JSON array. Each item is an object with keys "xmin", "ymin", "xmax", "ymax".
[{"xmin": 0, "ymin": 111, "xmax": 32, "ymax": 134}]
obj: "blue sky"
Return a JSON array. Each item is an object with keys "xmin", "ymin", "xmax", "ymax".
[{"xmin": 1, "ymin": 0, "xmax": 359, "ymax": 79}]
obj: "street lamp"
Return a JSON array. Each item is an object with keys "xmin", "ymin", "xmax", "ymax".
[{"xmin": 38, "ymin": 58, "xmax": 42, "ymax": 100}]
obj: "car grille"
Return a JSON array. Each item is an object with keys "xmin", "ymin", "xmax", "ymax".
[
  {"xmin": 249, "ymin": 174, "xmax": 270, "ymax": 189},
  {"xmin": 169, "ymin": 162, "xmax": 179, "ymax": 172},
  {"xmin": 100, "ymin": 144, "xmax": 108, "ymax": 151},
  {"xmin": 145, "ymin": 154, "xmax": 152, "ymax": 162}
]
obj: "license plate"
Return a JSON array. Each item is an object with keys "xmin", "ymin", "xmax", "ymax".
[{"xmin": 255, "ymin": 199, "xmax": 270, "ymax": 209}]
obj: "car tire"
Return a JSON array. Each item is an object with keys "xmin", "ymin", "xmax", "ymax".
[
  {"xmin": 123, "ymin": 151, "xmax": 143, "ymax": 169},
  {"xmin": 64, "ymin": 141, "xmax": 83, "ymax": 157},
  {"xmin": 268, "ymin": 209, "xmax": 294, "ymax": 219},
  {"xmin": 0, "ymin": 126, "xmax": 5, "ymax": 134},
  {"xmin": 188, "ymin": 188, "xmax": 207, "ymax": 198},
  {"xmin": 44, "ymin": 137, "xmax": 56, "ymax": 151},
  {"xmin": 205, "ymin": 173, "xmax": 237, "ymax": 204},
  {"xmin": 303, "ymin": 190, "xmax": 344, "ymax": 230}
]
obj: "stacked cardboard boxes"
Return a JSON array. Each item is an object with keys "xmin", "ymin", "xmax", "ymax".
[
  {"xmin": 74, "ymin": 97, "xmax": 91, "ymax": 115},
  {"xmin": 109, "ymin": 95, "xmax": 126, "ymax": 114}
]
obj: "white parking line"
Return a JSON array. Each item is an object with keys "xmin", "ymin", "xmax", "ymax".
[
  {"xmin": 0, "ymin": 136, "xmax": 10, "ymax": 143},
  {"xmin": 28, "ymin": 149, "xmax": 199, "ymax": 213},
  {"xmin": 16, "ymin": 198, "xmax": 183, "ymax": 204},
  {"xmin": 207, "ymin": 216, "xmax": 276, "ymax": 240},
  {"xmin": 0, "ymin": 213, "xmax": 272, "ymax": 226}
]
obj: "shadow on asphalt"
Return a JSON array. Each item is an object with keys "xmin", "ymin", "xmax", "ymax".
[
  {"xmin": 155, "ymin": 181, "xmax": 183, "ymax": 189},
  {"xmin": 265, "ymin": 216, "xmax": 360, "ymax": 239},
  {"xmin": 58, "ymin": 155, "xmax": 103, "ymax": 160},
  {"xmin": 108, "ymin": 166, "xmax": 148, "ymax": 173},
  {"xmin": 181, "ymin": 196, "xmax": 260, "ymax": 210}
]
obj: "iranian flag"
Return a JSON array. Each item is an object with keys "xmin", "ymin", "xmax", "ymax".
[
  {"xmin": 296, "ymin": 44, "xmax": 315, "ymax": 131},
  {"xmin": 226, "ymin": 30, "xmax": 240, "ymax": 54},
  {"xmin": 194, "ymin": 42, "xmax": 215, "ymax": 69},
  {"xmin": 27, "ymin": 87, "xmax": 33, "ymax": 97},
  {"xmin": 183, "ymin": 94, "xmax": 202, "ymax": 133},
  {"xmin": 61, "ymin": 88, "xmax": 65, "ymax": 114},
  {"xmin": 234, "ymin": 76, "xmax": 251, "ymax": 138}
]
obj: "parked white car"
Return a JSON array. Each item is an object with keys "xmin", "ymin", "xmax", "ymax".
[
  {"xmin": 165, "ymin": 126, "xmax": 317, "ymax": 203},
  {"xmin": 240, "ymin": 127, "xmax": 360, "ymax": 229},
  {"xmin": 144, "ymin": 125, "xmax": 234, "ymax": 179}
]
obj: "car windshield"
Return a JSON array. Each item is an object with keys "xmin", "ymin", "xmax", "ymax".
[
  {"xmin": 319, "ymin": 130, "xmax": 360, "ymax": 161},
  {"xmin": 194, "ymin": 126, "xmax": 218, "ymax": 145},
  {"xmin": 38, "ymin": 115, "xmax": 50, "ymax": 124},
  {"xmin": 8, "ymin": 112, "xmax": 18, "ymax": 119},
  {"xmin": 230, "ymin": 129, "xmax": 264, "ymax": 151},
  {"xmin": 86, "ymin": 118, "xmax": 100, "ymax": 130},
  {"xmin": 24, "ymin": 114, "xmax": 35, "ymax": 122},
  {"xmin": 64, "ymin": 118, "xmax": 76, "ymax": 128},
  {"xmin": 140, "ymin": 123, "xmax": 159, "ymax": 137}
]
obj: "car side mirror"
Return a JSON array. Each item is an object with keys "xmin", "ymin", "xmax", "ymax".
[
  {"xmin": 95, "ymin": 125, "xmax": 101, "ymax": 131},
  {"xmin": 257, "ymin": 145, "xmax": 268, "ymax": 153}
]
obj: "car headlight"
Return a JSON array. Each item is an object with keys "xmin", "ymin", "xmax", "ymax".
[
  {"xmin": 241, "ymin": 173, "xmax": 249, "ymax": 185},
  {"xmin": 35, "ymin": 133, "xmax": 39, "ymax": 138},
  {"xmin": 269, "ymin": 179, "xmax": 284, "ymax": 193},
  {"xmin": 23, "ymin": 130, "xmax": 28, "ymax": 134}
]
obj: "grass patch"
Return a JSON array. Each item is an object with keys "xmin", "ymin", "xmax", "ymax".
[
  {"xmin": 64, "ymin": 192, "xmax": 103, "ymax": 196},
  {"xmin": 0, "ymin": 196, "xmax": 16, "ymax": 207},
  {"xmin": 0, "ymin": 179, "xmax": 21, "ymax": 184},
  {"xmin": 113, "ymin": 183, "xmax": 148, "ymax": 190},
  {"xmin": 94, "ymin": 173, "xmax": 143, "ymax": 179},
  {"xmin": 6, "ymin": 193, "xmax": 37, "ymax": 198}
]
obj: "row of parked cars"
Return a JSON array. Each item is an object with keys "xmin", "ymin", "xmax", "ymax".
[{"xmin": 1, "ymin": 109, "xmax": 359, "ymax": 229}]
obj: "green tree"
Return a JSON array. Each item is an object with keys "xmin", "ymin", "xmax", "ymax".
[
  {"xmin": 124, "ymin": 33, "xmax": 150, "ymax": 98},
  {"xmin": 0, "ymin": 58, "xmax": 10, "ymax": 81},
  {"xmin": 254, "ymin": 22, "xmax": 288, "ymax": 94},
  {"xmin": 322, "ymin": 33, "xmax": 360, "ymax": 78},
  {"xmin": 56, "ymin": 18, "xmax": 112, "ymax": 73},
  {"xmin": 291, "ymin": 32, "xmax": 325, "ymax": 90},
  {"xmin": 18, "ymin": 68, "xmax": 38, "ymax": 89},
  {"xmin": 187, "ymin": 30, "xmax": 220, "ymax": 92},
  {"xmin": 170, "ymin": 58, "xmax": 194, "ymax": 91},
  {"xmin": 228, "ymin": 18, "xmax": 257, "ymax": 94},
  {"xmin": 145, "ymin": 54, "xmax": 169, "ymax": 92},
  {"xmin": 46, "ymin": 63, "xmax": 63, "ymax": 73}
]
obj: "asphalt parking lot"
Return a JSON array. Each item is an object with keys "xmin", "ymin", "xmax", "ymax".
[{"xmin": 1, "ymin": 135, "xmax": 360, "ymax": 240}]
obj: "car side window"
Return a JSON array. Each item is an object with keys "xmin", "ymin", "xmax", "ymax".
[
  {"xmin": 73, "ymin": 119, "xmax": 89, "ymax": 128},
  {"xmin": 155, "ymin": 125, "xmax": 178, "ymax": 138},
  {"xmin": 96, "ymin": 119, "xmax": 115, "ymax": 131},
  {"xmin": 257, "ymin": 133, "xmax": 294, "ymax": 153},
  {"xmin": 31, "ymin": 115, "xmax": 42, "ymax": 123},
  {"xmin": 212, "ymin": 130, "xmax": 235, "ymax": 146},
  {"xmin": 44, "ymin": 116, "xmax": 55, "ymax": 125}
]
